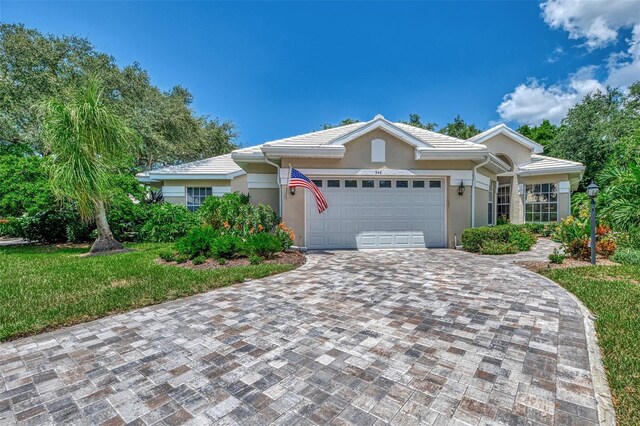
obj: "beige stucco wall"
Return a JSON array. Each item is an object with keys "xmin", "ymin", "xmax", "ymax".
[
  {"xmin": 474, "ymin": 187, "xmax": 489, "ymax": 228},
  {"xmin": 448, "ymin": 177, "xmax": 471, "ymax": 247},
  {"xmin": 249, "ymin": 188, "xmax": 279, "ymax": 215},
  {"xmin": 231, "ymin": 174, "xmax": 248, "ymax": 193},
  {"xmin": 518, "ymin": 173, "xmax": 569, "ymax": 185},
  {"xmin": 281, "ymin": 187, "xmax": 305, "ymax": 247},
  {"xmin": 481, "ymin": 134, "xmax": 532, "ymax": 165}
]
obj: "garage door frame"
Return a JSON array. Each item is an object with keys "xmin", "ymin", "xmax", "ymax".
[{"xmin": 303, "ymin": 176, "xmax": 448, "ymax": 249}]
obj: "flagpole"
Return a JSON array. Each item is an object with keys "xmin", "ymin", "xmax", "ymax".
[{"xmin": 286, "ymin": 163, "xmax": 292, "ymax": 198}]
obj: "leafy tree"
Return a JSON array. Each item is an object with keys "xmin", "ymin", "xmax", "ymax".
[
  {"xmin": 0, "ymin": 23, "xmax": 237, "ymax": 168},
  {"xmin": 400, "ymin": 114, "xmax": 437, "ymax": 131},
  {"xmin": 548, "ymin": 86, "xmax": 637, "ymax": 186},
  {"xmin": 321, "ymin": 118, "xmax": 360, "ymax": 130},
  {"xmin": 39, "ymin": 78, "xmax": 139, "ymax": 254},
  {"xmin": 439, "ymin": 115, "xmax": 482, "ymax": 139},
  {"xmin": 516, "ymin": 120, "xmax": 559, "ymax": 146}
]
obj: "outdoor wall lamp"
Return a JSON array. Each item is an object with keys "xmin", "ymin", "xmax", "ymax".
[
  {"xmin": 586, "ymin": 181, "xmax": 600, "ymax": 265},
  {"xmin": 289, "ymin": 186, "xmax": 296, "ymax": 196},
  {"xmin": 458, "ymin": 180, "xmax": 465, "ymax": 196}
]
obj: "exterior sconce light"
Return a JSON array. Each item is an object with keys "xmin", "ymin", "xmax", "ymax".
[
  {"xmin": 289, "ymin": 186, "xmax": 296, "ymax": 196},
  {"xmin": 458, "ymin": 181, "xmax": 465, "ymax": 196}
]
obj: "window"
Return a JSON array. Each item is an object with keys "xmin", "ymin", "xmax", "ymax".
[
  {"xmin": 312, "ymin": 179, "xmax": 323, "ymax": 187},
  {"xmin": 362, "ymin": 180, "xmax": 374, "ymax": 188},
  {"xmin": 186, "ymin": 187, "xmax": 213, "ymax": 212},
  {"xmin": 327, "ymin": 180, "xmax": 340, "ymax": 188},
  {"xmin": 525, "ymin": 183, "xmax": 558, "ymax": 222},
  {"xmin": 379, "ymin": 180, "xmax": 392, "ymax": 188},
  {"xmin": 371, "ymin": 139, "xmax": 385, "ymax": 162},
  {"xmin": 412, "ymin": 181, "xmax": 425, "ymax": 188},
  {"xmin": 488, "ymin": 181, "xmax": 495, "ymax": 225},
  {"xmin": 345, "ymin": 180, "xmax": 358, "ymax": 188},
  {"xmin": 396, "ymin": 180, "xmax": 408, "ymax": 188},
  {"xmin": 497, "ymin": 185, "xmax": 510, "ymax": 220},
  {"xmin": 429, "ymin": 180, "xmax": 442, "ymax": 189}
]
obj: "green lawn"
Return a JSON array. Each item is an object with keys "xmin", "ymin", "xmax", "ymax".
[
  {"xmin": 540, "ymin": 265, "xmax": 640, "ymax": 425},
  {"xmin": 0, "ymin": 244, "xmax": 297, "ymax": 341}
]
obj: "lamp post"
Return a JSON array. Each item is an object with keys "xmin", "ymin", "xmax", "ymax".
[{"xmin": 586, "ymin": 181, "xmax": 600, "ymax": 265}]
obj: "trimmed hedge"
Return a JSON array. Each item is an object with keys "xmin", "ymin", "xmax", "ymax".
[{"xmin": 462, "ymin": 224, "xmax": 537, "ymax": 253}]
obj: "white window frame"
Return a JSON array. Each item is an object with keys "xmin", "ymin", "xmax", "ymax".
[
  {"xmin": 525, "ymin": 183, "xmax": 558, "ymax": 223},
  {"xmin": 497, "ymin": 184, "xmax": 510, "ymax": 221},
  {"xmin": 488, "ymin": 181, "xmax": 495, "ymax": 225},
  {"xmin": 186, "ymin": 187, "xmax": 213, "ymax": 212}
]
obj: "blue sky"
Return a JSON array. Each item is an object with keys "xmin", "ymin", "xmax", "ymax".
[{"xmin": 1, "ymin": 1, "xmax": 638, "ymax": 147}]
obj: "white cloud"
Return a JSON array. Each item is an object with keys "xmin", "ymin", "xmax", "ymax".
[
  {"xmin": 497, "ymin": 68, "xmax": 605, "ymax": 125},
  {"xmin": 541, "ymin": 0, "xmax": 640, "ymax": 49},
  {"xmin": 497, "ymin": 0, "xmax": 640, "ymax": 125}
]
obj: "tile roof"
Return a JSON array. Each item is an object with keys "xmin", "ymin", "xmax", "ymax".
[
  {"xmin": 140, "ymin": 154, "xmax": 244, "ymax": 177},
  {"xmin": 518, "ymin": 154, "xmax": 584, "ymax": 173}
]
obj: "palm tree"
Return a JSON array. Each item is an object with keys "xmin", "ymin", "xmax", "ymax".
[
  {"xmin": 39, "ymin": 77, "xmax": 139, "ymax": 254},
  {"xmin": 598, "ymin": 161, "xmax": 640, "ymax": 231}
]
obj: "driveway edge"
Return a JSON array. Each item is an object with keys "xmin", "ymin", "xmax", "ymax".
[{"xmin": 533, "ymin": 272, "xmax": 617, "ymax": 426}]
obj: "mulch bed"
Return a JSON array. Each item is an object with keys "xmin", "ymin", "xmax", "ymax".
[
  {"xmin": 160, "ymin": 250, "xmax": 306, "ymax": 270},
  {"xmin": 517, "ymin": 256, "xmax": 619, "ymax": 272}
]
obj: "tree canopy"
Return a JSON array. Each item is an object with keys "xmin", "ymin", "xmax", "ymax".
[
  {"xmin": 516, "ymin": 120, "xmax": 559, "ymax": 147},
  {"xmin": 0, "ymin": 24, "xmax": 238, "ymax": 168}
]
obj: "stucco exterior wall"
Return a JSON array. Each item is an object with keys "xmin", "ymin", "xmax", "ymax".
[
  {"xmin": 281, "ymin": 187, "xmax": 306, "ymax": 247},
  {"xmin": 249, "ymin": 188, "xmax": 280, "ymax": 215},
  {"xmin": 230, "ymin": 174, "xmax": 248, "ymax": 193},
  {"xmin": 448, "ymin": 178, "xmax": 471, "ymax": 247},
  {"xmin": 474, "ymin": 187, "xmax": 489, "ymax": 227},
  {"xmin": 481, "ymin": 134, "xmax": 532, "ymax": 165}
]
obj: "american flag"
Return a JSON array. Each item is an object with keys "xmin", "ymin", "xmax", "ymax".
[{"xmin": 289, "ymin": 168, "xmax": 328, "ymax": 213}]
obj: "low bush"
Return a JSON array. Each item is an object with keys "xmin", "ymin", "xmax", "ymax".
[
  {"xmin": 246, "ymin": 232, "xmax": 283, "ymax": 259},
  {"xmin": 461, "ymin": 224, "xmax": 536, "ymax": 253},
  {"xmin": 611, "ymin": 248, "xmax": 640, "ymax": 265},
  {"xmin": 198, "ymin": 192, "xmax": 279, "ymax": 237},
  {"xmin": 596, "ymin": 238, "xmax": 617, "ymax": 258},
  {"xmin": 0, "ymin": 217, "xmax": 22, "ymax": 238},
  {"xmin": 139, "ymin": 203, "xmax": 199, "ymax": 243},
  {"xmin": 174, "ymin": 254, "xmax": 190, "ymax": 264},
  {"xmin": 159, "ymin": 250, "xmax": 176, "ymax": 262},
  {"xmin": 107, "ymin": 196, "xmax": 149, "ymax": 242},
  {"xmin": 548, "ymin": 248, "xmax": 566, "ymax": 264},
  {"xmin": 566, "ymin": 237, "xmax": 591, "ymax": 261},
  {"xmin": 519, "ymin": 222, "xmax": 555, "ymax": 237},
  {"xmin": 192, "ymin": 255, "xmax": 206, "ymax": 265},
  {"xmin": 249, "ymin": 255, "xmax": 263, "ymax": 265},
  {"xmin": 175, "ymin": 226, "xmax": 218, "ymax": 259},
  {"xmin": 480, "ymin": 241, "xmax": 519, "ymax": 255},
  {"xmin": 218, "ymin": 258, "xmax": 226, "ymax": 265},
  {"xmin": 210, "ymin": 234, "xmax": 243, "ymax": 259},
  {"xmin": 18, "ymin": 209, "xmax": 71, "ymax": 243}
]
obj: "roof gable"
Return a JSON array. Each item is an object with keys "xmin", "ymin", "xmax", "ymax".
[
  {"xmin": 328, "ymin": 115, "xmax": 430, "ymax": 148},
  {"xmin": 469, "ymin": 123, "xmax": 544, "ymax": 154}
]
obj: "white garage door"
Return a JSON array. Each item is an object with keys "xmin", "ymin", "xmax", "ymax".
[{"xmin": 305, "ymin": 178, "xmax": 446, "ymax": 249}]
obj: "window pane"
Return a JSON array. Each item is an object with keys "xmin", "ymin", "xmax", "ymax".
[
  {"xmin": 542, "ymin": 183, "xmax": 550, "ymax": 193},
  {"xmin": 429, "ymin": 180, "xmax": 442, "ymax": 188},
  {"xmin": 312, "ymin": 179, "xmax": 323, "ymax": 187},
  {"xmin": 396, "ymin": 180, "xmax": 408, "ymax": 188},
  {"xmin": 362, "ymin": 180, "xmax": 374, "ymax": 188},
  {"xmin": 412, "ymin": 180, "xmax": 425, "ymax": 188},
  {"xmin": 379, "ymin": 180, "xmax": 391, "ymax": 188},
  {"xmin": 345, "ymin": 180, "xmax": 357, "ymax": 188},
  {"xmin": 327, "ymin": 180, "xmax": 340, "ymax": 188}
]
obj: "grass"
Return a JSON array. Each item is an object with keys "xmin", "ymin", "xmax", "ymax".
[
  {"xmin": 540, "ymin": 265, "xmax": 640, "ymax": 425},
  {"xmin": 0, "ymin": 243, "xmax": 297, "ymax": 341}
]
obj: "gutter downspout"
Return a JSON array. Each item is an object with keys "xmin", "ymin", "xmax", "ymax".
[
  {"xmin": 263, "ymin": 155, "xmax": 282, "ymax": 217},
  {"xmin": 471, "ymin": 155, "xmax": 491, "ymax": 228}
]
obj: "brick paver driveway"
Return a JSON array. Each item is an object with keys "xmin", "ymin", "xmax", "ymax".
[{"xmin": 0, "ymin": 250, "xmax": 611, "ymax": 425}]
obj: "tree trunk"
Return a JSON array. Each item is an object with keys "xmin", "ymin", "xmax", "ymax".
[{"xmin": 90, "ymin": 200, "xmax": 125, "ymax": 254}]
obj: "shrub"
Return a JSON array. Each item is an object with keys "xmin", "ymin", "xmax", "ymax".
[
  {"xmin": 552, "ymin": 215, "xmax": 589, "ymax": 245},
  {"xmin": 218, "ymin": 258, "xmax": 226, "ymax": 265},
  {"xmin": 210, "ymin": 234, "xmax": 243, "ymax": 259},
  {"xmin": 159, "ymin": 250, "xmax": 176, "ymax": 262},
  {"xmin": 175, "ymin": 226, "xmax": 219, "ymax": 259},
  {"xmin": 65, "ymin": 219, "xmax": 94, "ymax": 243},
  {"xmin": 17, "ymin": 209, "xmax": 70, "ymax": 243},
  {"xmin": 106, "ymin": 196, "xmax": 148, "ymax": 242},
  {"xmin": 139, "ymin": 203, "xmax": 199, "ymax": 243},
  {"xmin": 548, "ymin": 248, "xmax": 565, "ymax": 264},
  {"xmin": 0, "ymin": 217, "xmax": 23, "ymax": 238},
  {"xmin": 566, "ymin": 237, "xmax": 591, "ymax": 261},
  {"xmin": 249, "ymin": 255, "xmax": 263, "ymax": 265},
  {"xmin": 480, "ymin": 241, "xmax": 519, "ymax": 255},
  {"xmin": 596, "ymin": 238, "xmax": 617, "ymax": 258},
  {"xmin": 275, "ymin": 222, "xmax": 295, "ymax": 250},
  {"xmin": 520, "ymin": 222, "xmax": 555, "ymax": 237},
  {"xmin": 461, "ymin": 224, "xmax": 536, "ymax": 253},
  {"xmin": 174, "ymin": 254, "xmax": 190, "ymax": 264},
  {"xmin": 611, "ymin": 248, "xmax": 640, "ymax": 265},
  {"xmin": 192, "ymin": 255, "xmax": 206, "ymax": 265},
  {"xmin": 198, "ymin": 192, "xmax": 279, "ymax": 237},
  {"xmin": 496, "ymin": 215, "xmax": 509, "ymax": 226},
  {"xmin": 246, "ymin": 232, "xmax": 283, "ymax": 259}
]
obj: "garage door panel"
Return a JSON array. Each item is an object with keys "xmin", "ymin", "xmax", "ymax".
[{"xmin": 306, "ymin": 179, "xmax": 445, "ymax": 249}]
